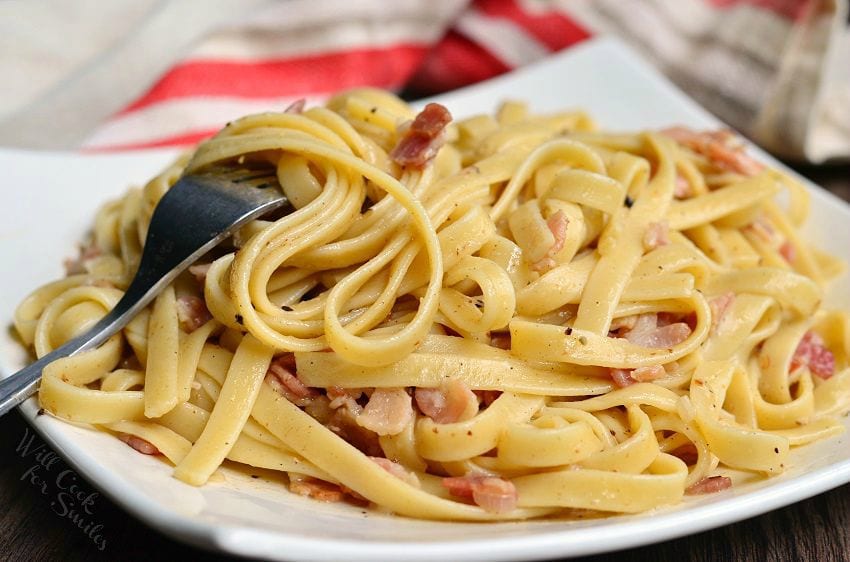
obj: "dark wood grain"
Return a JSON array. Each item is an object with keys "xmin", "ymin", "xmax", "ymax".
[{"xmin": 1, "ymin": 163, "xmax": 849, "ymax": 562}]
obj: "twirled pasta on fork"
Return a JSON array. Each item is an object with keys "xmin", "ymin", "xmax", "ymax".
[{"xmin": 15, "ymin": 89, "xmax": 850, "ymax": 520}]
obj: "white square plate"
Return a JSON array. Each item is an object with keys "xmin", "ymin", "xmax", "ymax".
[{"xmin": 2, "ymin": 37, "xmax": 849, "ymax": 561}]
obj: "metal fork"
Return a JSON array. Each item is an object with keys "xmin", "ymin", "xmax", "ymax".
[{"xmin": 0, "ymin": 164, "xmax": 288, "ymax": 418}]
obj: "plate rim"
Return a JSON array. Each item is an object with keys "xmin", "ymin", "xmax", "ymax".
[{"xmin": 3, "ymin": 35, "xmax": 850, "ymax": 561}]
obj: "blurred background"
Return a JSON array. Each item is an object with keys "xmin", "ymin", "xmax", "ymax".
[{"xmin": 1, "ymin": 0, "xmax": 848, "ymax": 164}]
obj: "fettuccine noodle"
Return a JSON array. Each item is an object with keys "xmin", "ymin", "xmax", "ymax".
[{"xmin": 15, "ymin": 89, "xmax": 850, "ymax": 520}]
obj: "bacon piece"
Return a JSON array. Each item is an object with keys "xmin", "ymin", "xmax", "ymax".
[
  {"xmin": 790, "ymin": 331, "xmax": 835, "ymax": 379},
  {"xmin": 631, "ymin": 364, "xmax": 667, "ymax": 382},
  {"xmin": 531, "ymin": 210, "xmax": 569, "ymax": 272},
  {"xmin": 369, "ymin": 457, "xmax": 420, "ymax": 487},
  {"xmin": 661, "ymin": 127, "xmax": 764, "ymax": 176},
  {"xmin": 643, "ymin": 221, "xmax": 670, "ymax": 251},
  {"xmin": 685, "ymin": 475, "xmax": 732, "ymax": 495},
  {"xmin": 546, "ymin": 210, "xmax": 568, "ymax": 257},
  {"xmin": 779, "ymin": 240, "xmax": 796, "ymax": 264},
  {"xmin": 610, "ymin": 365, "xmax": 666, "ymax": 387},
  {"xmin": 621, "ymin": 313, "xmax": 691, "ymax": 349},
  {"xmin": 609, "ymin": 368, "xmax": 637, "ymax": 388},
  {"xmin": 289, "ymin": 478, "xmax": 344, "ymax": 502},
  {"xmin": 188, "ymin": 263, "xmax": 211, "ymax": 283},
  {"xmin": 415, "ymin": 379, "xmax": 477, "ymax": 424},
  {"xmin": 356, "ymin": 388, "xmax": 414, "ymax": 436},
  {"xmin": 390, "ymin": 103, "xmax": 452, "ymax": 168},
  {"xmin": 175, "ymin": 295, "xmax": 212, "ymax": 333},
  {"xmin": 674, "ymin": 175, "xmax": 692, "ymax": 198},
  {"xmin": 670, "ymin": 443, "xmax": 699, "ymax": 465},
  {"xmin": 64, "ymin": 243, "xmax": 102, "ymax": 275},
  {"xmin": 442, "ymin": 475, "xmax": 518, "ymax": 513},
  {"xmin": 709, "ymin": 292, "xmax": 736, "ymax": 332},
  {"xmin": 327, "ymin": 386, "xmax": 364, "ymax": 412},
  {"xmin": 284, "ymin": 98, "xmax": 306, "ymax": 114},
  {"xmin": 267, "ymin": 354, "xmax": 319, "ymax": 407},
  {"xmin": 118, "ymin": 433, "xmax": 160, "ymax": 455}
]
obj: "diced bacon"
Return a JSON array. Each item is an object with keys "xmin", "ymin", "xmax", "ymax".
[
  {"xmin": 670, "ymin": 443, "xmax": 699, "ymax": 465},
  {"xmin": 643, "ymin": 221, "xmax": 670, "ymax": 251},
  {"xmin": 609, "ymin": 368, "xmax": 637, "ymax": 388},
  {"xmin": 546, "ymin": 210, "xmax": 568, "ymax": 257},
  {"xmin": 284, "ymin": 98, "xmax": 306, "ymax": 114},
  {"xmin": 390, "ymin": 103, "xmax": 452, "ymax": 168},
  {"xmin": 442, "ymin": 475, "xmax": 518, "ymax": 514},
  {"xmin": 790, "ymin": 331, "xmax": 835, "ymax": 379},
  {"xmin": 64, "ymin": 243, "xmax": 102, "ymax": 276},
  {"xmin": 267, "ymin": 354, "xmax": 319, "ymax": 407},
  {"xmin": 532, "ymin": 210, "xmax": 569, "ymax": 272},
  {"xmin": 490, "ymin": 333, "xmax": 511, "ymax": 350},
  {"xmin": 661, "ymin": 127, "xmax": 764, "ymax": 176},
  {"xmin": 674, "ymin": 175, "xmax": 692, "ymax": 198},
  {"xmin": 356, "ymin": 388, "xmax": 414, "ymax": 436},
  {"xmin": 289, "ymin": 478, "xmax": 344, "ymax": 502},
  {"xmin": 175, "ymin": 294, "xmax": 212, "ymax": 333},
  {"xmin": 473, "ymin": 389, "xmax": 502, "ymax": 407},
  {"xmin": 779, "ymin": 240, "xmax": 796, "ymax": 264},
  {"xmin": 368, "ymin": 457, "xmax": 420, "ymax": 487},
  {"xmin": 709, "ymin": 292, "xmax": 736, "ymax": 332},
  {"xmin": 415, "ymin": 379, "xmax": 477, "ymax": 424},
  {"xmin": 118, "ymin": 433, "xmax": 160, "ymax": 455},
  {"xmin": 610, "ymin": 363, "xmax": 666, "ymax": 387},
  {"xmin": 621, "ymin": 313, "xmax": 692, "ymax": 349},
  {"xmin": 631, "ymin": 364, "xmax": 667, "ymax": 382},
  {"xmin": 188, "ymin": 263, "xmax": 211, "ymax": 283},
  {"xmin": 327, "ymin": 386, "xmax": 364, "ymax": 412},
  {"xmin": 685, "ymin": 475, "xmax": 732, "ymax": 495}
]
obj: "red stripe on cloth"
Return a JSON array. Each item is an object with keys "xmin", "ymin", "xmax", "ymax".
[
  {"xmin": 707, "ymin": 0, "xmax": 808, "ymax": 21},
  {"xmin": 83, "ymin": 129, "xmax": 219, "ymax": 152},
  {"xmin": 407, "ymin": 30, "xmax": 511, "ymax": 95},
  {"xmin": 121, "ymin": 44, "xmax": 429, "ymax": 114},
  {"xmin": 474, "ymin": 0, "xmax": 592, "ymax": 51}
]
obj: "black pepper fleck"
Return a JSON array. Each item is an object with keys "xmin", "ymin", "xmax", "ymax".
[
  {"xmin": 624, "ymin": 195, "xmax": 634, "ymax": 208},
  {"xmin": 235, "ymin": 314, "xmax": 244, "ymax": 325}
]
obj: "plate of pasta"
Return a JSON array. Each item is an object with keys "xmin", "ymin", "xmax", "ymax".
[{"xmin": 1, "ymin": 36, "xmax": 849, "ymax": 561}]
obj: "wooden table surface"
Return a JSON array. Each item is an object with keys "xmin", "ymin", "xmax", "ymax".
[{"xmin": 1, "ymin": 163, "xmax": 849, "ymax": 562}]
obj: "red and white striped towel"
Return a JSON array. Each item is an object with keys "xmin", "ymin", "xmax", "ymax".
[{"xmin": 1, "ymin": 0, "xmax": 847, "ymax": 161}]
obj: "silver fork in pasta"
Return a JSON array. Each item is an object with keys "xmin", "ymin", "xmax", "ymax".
[{"xmin": 0, "ymin": 165, "xmax": 288, "ymax": 417}]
